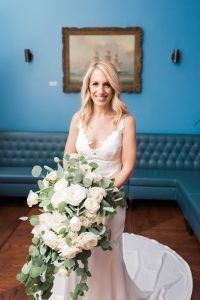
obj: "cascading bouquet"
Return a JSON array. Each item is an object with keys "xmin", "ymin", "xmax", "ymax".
[{"xmin": 17, "ymin": 154, "xmax": 126, "ymax": 300}]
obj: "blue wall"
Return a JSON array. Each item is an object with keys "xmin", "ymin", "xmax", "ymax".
[{"xmin": 0, "ymin": 0, "xmax": 200, "ymax": 133}]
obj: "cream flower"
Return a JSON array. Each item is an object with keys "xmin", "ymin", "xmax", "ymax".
[
  {"xmin": 87, "ymin": 187, "xmax": 106, "ymax": 203},
  {"xmin": 69, "ymin": 216, "xmax": 81, "ymax": 232},
  {"xmin": 54, "ymin": 178, "xmax": 68, "ymax": 192},
  {"xmin": 59, "ymin": 245, "xmax": 80, "ymax": 259},
  {"xmin": 51, "ymin": 189, "xmax": 68, "ymax": 208},
  {"xmin": 84, "ymin": 197, "xmax": 100, "ymax": 213},
  {"xmin": 42, "ymin": 230, "xmax": 58, "ymax": 250},
  {"xmin": 46, "ymin": 170, "xmax": 58, "ymax": 181},
  {"xmin": 27, "ymin": 190, "xmax": 39, "ymax": 207},
  {"xmin": 77, "ymin": 232, "xmax": 99, "ymax": 250},
  {"xmin": 79, "ymin": 216, "xmax": 93, "ymax": 228},
  {"xmin": 65, "ymin": 184, "xmax": 86, "ymax": 206}
]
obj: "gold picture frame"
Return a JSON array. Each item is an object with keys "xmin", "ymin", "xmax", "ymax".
[{"xmin": 62, "ymin": 27, "xmax": 143, "ymax": 93}]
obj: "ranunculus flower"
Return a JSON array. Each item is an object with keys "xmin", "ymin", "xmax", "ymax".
[
  {"xmin": 65, "ymin": 184, "xmax": 86, "ymax": 206},
  {"xmin": 27, "ymin": 190, "xmax": 39, "ymax": 207},
  {"xmin": 84, "ymin": 197, "xmax": 100, "ymax": 213},
  {"xmin": 59, "ymin": 245, "xmax": 80, "ymax": 259},
  {"xmin": 77, "ymin": 232, "xmax": 99, "ymax": 250},
  {"xmin": 51, "ymin": 189, "xmax": 68, "ymax": 208},
  {"xmin": 85, "ymin": 210, "xmax": 97, "ymax": 219},
  {"xmin": 42, "ymin": 230, "xmax": 58, "ymax": 250},
  {"xmin": 79, "ymin": 216, "xmax": 93, "ymax": 228},
  {"xmin": 87, "ymin": 187, "xmax": 106, "ymax": 203},
  {"xmin": 46, "ymin": 170, "xmax": 58, "ymax": 181},
  {"xmin": 69, "ymin": 216, "xmax": 81, "ymax": 232},
  {"xmin": 54, "ymin": 178, "xmax": 68, "ymax": 192}
]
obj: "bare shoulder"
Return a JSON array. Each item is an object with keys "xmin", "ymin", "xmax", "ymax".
[
  {"xmin": 123, "ymin": 113, "xmax": 136, "ymax": 131},
  {"xmin": 70, "ymin": 111, "xmax": 80, "ymax": 128},
  {"xmin": 71, "ymin": 111, "xmax": 80, "ymax": 123}
]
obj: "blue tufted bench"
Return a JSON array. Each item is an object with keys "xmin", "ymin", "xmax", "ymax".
[
  {"xmin": 0, "ymin": 131, "xmax": 200, "ymax": 242},
  {"xmin": 0, "ymin": 132, "xmax": 67, "ymax": 197},
  {"xmin": 128, "ymin": 134, "xmax": 200, "ymax": 242}
]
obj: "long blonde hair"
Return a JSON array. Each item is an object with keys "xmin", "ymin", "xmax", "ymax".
[{"xmin": 80, "ymin": 60, "xmax": 128, "ymax": 128}]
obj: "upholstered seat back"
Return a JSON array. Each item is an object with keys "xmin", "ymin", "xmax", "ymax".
[
  {"xmin": 0, "ymin": 132, "xmax": 200, "ymax": 170},
  {"xmin": 0, "ymin": 132, "xmax": 67, "ymax": 167},
  {"xmin": 136, "ymin": 134, "xmax": 200, "ymax": 170}
]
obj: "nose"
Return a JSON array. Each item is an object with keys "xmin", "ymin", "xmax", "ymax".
[{"xmin": 97, "ymin": 84, "xmax": 105, "ymax": 94}]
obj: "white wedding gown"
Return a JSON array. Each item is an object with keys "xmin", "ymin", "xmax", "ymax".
[{"xmin": 50, "ymin": 119, "xmax": 193, "ymax": 300}]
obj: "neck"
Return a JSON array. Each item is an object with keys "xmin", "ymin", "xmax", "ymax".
[{"xmin": 92, "ymin": 105, "xmax": 112, "ymax": 117}]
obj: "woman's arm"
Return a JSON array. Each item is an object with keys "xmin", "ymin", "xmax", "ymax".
[
  {"xmin": 114, "ymin": 114, "xmax": 137, "ymax": 188},
  {"xmin": 63, "ymin": 112, "xmax": 80, "ymax": 167}
]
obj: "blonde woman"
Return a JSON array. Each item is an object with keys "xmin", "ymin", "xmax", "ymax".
[{"xmin": 63, "ymin": 60, "xmax": 149, "ymax": 299}]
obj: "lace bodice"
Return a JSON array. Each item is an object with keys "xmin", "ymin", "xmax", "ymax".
[{"xmin": 76, "ymin": 119, "xmax": 124, "ymax": 179}]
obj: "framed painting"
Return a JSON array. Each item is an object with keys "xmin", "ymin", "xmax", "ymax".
[{"xmin": 62, "ymin": 27, "xmax": 143, "ymax": 93}]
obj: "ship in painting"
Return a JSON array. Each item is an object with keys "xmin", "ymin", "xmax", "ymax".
[{"xmin": 91, "ymin": 50, "xmax": 122, "ymax": 73}]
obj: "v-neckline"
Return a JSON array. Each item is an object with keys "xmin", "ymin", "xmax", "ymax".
[{"xmin": 81, "ymin": 123, "xmax": 120, "ymax": 152}]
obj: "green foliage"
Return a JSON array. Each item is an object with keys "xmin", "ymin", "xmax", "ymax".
[
  {"xmin": 18, "ymin": 154, "xmax": 127, "ymax": 300},
  {"xmin": 32, "ymin": 165, "xmax": 42, "ymax": 177}
]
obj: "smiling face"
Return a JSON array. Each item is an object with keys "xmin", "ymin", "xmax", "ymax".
[{"xmin": 89, "ymin": 69, "xmax": 113, "ymax": 108}]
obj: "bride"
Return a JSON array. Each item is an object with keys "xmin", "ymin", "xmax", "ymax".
[{"xmin": 51, "ymin": 61, "xmax": 192, "ymax": 299}]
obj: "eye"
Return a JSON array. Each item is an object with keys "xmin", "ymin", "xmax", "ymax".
[
  {"xmin": 91, "ymin": 82, "xmax": 98, "ymax": 86},
  {"xmin": 104, "ymin": 82, "xmax": 111, "ymax": 88}
]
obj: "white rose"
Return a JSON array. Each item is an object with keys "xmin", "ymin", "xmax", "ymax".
[
  {"xmin": 84, "ymin": 197, "xmax": 100, "ymax": 213},
  {"xmin": 43, "ymin": 178, "xmax": 49, "ymax": 189},
  {"xmin": 54, "ymin": 178, "xmax": 68, "ymax": 192},
  {"xmin": 87, "ymin": 187, "xmax": 106, "ymax": 203},
  {"xmin": 57, "ymin": 266, "xmax": 70, "ymax": 277},
  {"xmin": 69, "ymin": 216, "xmax": 81, "ymax": 232},
  {"xmin": 77, "ymin": 232, "xmax": 99, "ymax": 250},
  {"xmin": 42, "ymin": 230, "xmax": 58, "ymax": 250},
  {"xmin": 39, "ymin": 213, "xmax": 52, "ymax": 228},
  {"xmin": 31, "ymin": 224, "xmax": 46, "ymax": 238},
  {"xmin": 51, "ymin": 189, "xmax": 68, "ymax": 208},
  {"xmin": 27, "ymin": 190, "xmax": 39, "ymax": 207},
  {"xmin": 50, "ymin": 211, "xmax": 66, "ymax": 233},
  {"xmin": 59, "ymin": 245, "xmax": 80, "ymax": 259},
  {"xmin": 46, "ymin": 170, "xmax": 58, "ymax": 182},
  {"xmin": 65, "ymin": 184, "xmax": 86, "ymax": 206}
]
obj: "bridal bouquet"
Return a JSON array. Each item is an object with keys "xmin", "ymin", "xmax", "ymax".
[{"xmin": 17, "ymin": 154, "xmax": 126, "ymax": 300}]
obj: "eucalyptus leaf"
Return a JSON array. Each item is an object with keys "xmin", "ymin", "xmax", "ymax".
[
  {"xmin": 83, "ymin": 178, "xmax": 92, "ymax": 188},
  {"xmin": 37, "ymin": 180, "xmax": 44, "ymax": 190},
  {"xmin": 22, "ymin": 263, "xmax": 30, "ymax": 275},
  {"xmin": 30, "ymin": 215, "xmax": 39, "ymax": 227},
  {"xmin": 58, "ymin": 201, "xmax": 67, "ymax": 213},
  {"xmin": 64, "ymin": 259, "xmax": 75, "ymax": 269},
  {"xmin": 103, "ymin": 207, "xmax": 115, "ymax": 213},
  {"xmin": 44, "ymin": 165, "xmax": 53, "ymax": 172},
  {"xmin": 19, "ymin": 216, "xmax": 28, "ymax": 221},
  {"xmin": 32, "ymin": 165, "xmax": 42, "ymax": 178},
  {"xmin": 30, "ymin": 266, "xmax": 42, "ymax": 278}
]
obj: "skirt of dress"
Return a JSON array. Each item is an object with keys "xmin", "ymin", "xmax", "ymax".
[{"xmin": 50, "ymin": 208, "xmax": 193, "ymax": 300}]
